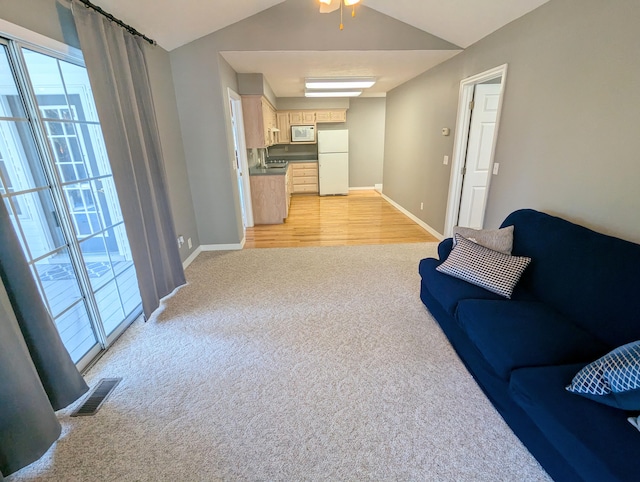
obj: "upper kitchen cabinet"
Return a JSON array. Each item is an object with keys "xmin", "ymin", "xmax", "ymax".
[
  {"xmin": 289, "ymin": 111, "xmax": 316, "ymax": 125},
  {"xmin": 241, "ymin": 95, "xmax": 277, "ymax": 148},
  {"xmin": 315, "ymin": 109, "xmax": 347, "ymax": 123},
  {"xmin": 276, "ymin": 112, "xmax": 291, "ymax": 144}
]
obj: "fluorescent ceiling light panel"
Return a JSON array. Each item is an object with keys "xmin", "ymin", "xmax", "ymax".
[
  {"xmin": 305, "ymin": 77, "xmax": 376, "ymax": 89},
  {"xmin": 305, "ymin": 89, "xmax": 363, "ymax": 98}
]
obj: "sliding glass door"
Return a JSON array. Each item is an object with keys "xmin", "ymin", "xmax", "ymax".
[{"xmin": 0, "ymin": 38, "xmax": 141, "ymax": 369}]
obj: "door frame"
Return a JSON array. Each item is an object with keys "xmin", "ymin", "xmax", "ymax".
[
  {"xmin": 227, "ymin": 88, "xmax": 254, "ymax": 228},
  {"xmin": 444, "ymin": 64, "xmax": 508, "ymax": 236}
]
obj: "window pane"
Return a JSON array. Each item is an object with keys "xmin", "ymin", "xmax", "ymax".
[
  {"xmin": 63, "ymin": 181, "xmax": 103, "ymax": 237},
  {"xmin": 9, "ymin": 189, "xmax": 66, "ymax": 260},
  {"xmin": 79, "ymin": 234, "xmax": 114, "ymax": 291},
  {"xmin": 59, "ymin": 60, "xmax": 99, "ymax": 122},
  {"xmin": 54, "ymin": 301, "xmax": 96, "ymax": 363},
  {"xmin": 108, "ymin": 224, "xmax": 134, "ymax": 274},
  {"xmin": 3, "ymin": 196, "xmax": 28, "ymax": 255},
  {"xmin": 44, "ymin": 120, "xmax": 111, "ymax": 182},
  {"xmin": 0, "ymin": 120, "xmax": 49, "ymax": 190},
  {"xmin": 34, "ymin": 248, "xmax": 83, "ymax": 317},
  {"xmin": 0, "ymin": 46, "xmax": 27, "ymax": 118},
  {"xmin": 95, "ymin": 177, "xmax": 123, "ymax": 227},
  {"xmin": 116, "ymin": 264, "xmax": 141, "ymax": 318},
  {"xmin": 96, "ymin": 279, "xmax": 125, "ymax": 336},
  {"xmin": 22, "ymin": 49, "xmax": 71, "ymax": 115}
]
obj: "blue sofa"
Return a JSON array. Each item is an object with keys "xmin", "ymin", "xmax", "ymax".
[{"xmin": 419, "ymin": 209, "xmax": 640, "ymax": 482}]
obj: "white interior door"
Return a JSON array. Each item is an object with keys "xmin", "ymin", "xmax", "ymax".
[
  {"xmin": 228, "ymin": 89, "xmax": 253, "ymax": 228},
  {"xmin": 457, "ymin": 83, "xmax": 501, "ymax": 228}
]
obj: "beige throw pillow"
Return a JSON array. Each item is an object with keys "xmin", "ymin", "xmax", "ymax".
[{"xmin": 452, "ymin": 225, "xmax": 514, "ymax": 255}]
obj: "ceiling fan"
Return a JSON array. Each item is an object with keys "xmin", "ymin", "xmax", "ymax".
[{"xmin": 318, "ymin": 0, "xmax": 361, "ymax": 29}]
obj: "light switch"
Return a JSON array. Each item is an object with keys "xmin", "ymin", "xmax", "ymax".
[
  {"xmin": 443, "ymin": 155, "xmax": 449, "ymax": 165},
  {"xmin": 493, "ymin": 163, "xmax": 500, "ymax": 175}
]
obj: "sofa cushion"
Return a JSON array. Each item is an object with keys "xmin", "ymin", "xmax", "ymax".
[
  {"xmin": 510, "ymin": 363, "xmax": 640, "ymax": 482},
  {"xmin": 566, "ymin": 340, "xmax": 640, "ymax": 410},
  {"xmin": 453, "ymin": 225, "xmax": 514, "ymax": 254},
  {"xmin": 456, "ymin": 300, "xmax": 610, "ymax": 380},
  {"xmin": 501, "ymin": 209, "xmax": 640, "ymax": 348},
  {"xmin": 419, "ymin": 257, "xmax": 506, "ymax": 317},
  {"xmin": 436, "ymin": 235, "xmax": 531, "ymax": 299}
]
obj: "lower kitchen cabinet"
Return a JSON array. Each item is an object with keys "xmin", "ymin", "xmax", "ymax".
[
  {"xmin": 250, "ymin": 168, "xmax": 291, "ymax": 224},
  {"xmin": 291, "ymin": 162, "xmax": 319, "ymax": 194}
]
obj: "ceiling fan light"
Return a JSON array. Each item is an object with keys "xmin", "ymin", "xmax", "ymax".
[
  {"xmin": 318, "ymin": 0, "xmax": 332, "ymax": 4},
  {"xmin": 343, "ymin": 0, "xmax": 361, "ymax": 6}
]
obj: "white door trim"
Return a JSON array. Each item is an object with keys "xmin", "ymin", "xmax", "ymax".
[
  {"xmin": 444, "ymin": 64, "xmax": 508, "ymax": 237},
  {"xmin": 227, "ymin": 88, "xmax": 254, "ymax": 228}
]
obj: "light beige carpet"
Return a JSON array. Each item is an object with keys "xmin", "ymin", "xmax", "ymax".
[{"xmin": 9, "ymin": 244, "xmax": 550, "ymax": 481}]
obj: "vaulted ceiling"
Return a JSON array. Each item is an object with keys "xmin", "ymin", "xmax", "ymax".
[
  {"xmin": 93, "ymin": 0, "xmax": 550, "ymax": 51},
  {"xmin": 92, "ymin": 0, "xmax": 550, "ymax": 97}
]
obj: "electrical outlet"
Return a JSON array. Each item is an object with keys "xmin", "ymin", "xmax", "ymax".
[
  {"xmin": 493, "ymin": 163, "xmax": 500, "ymax": 175},
  {"xmin": 420, "ymin": 202, "xmax": 424, "ymax": 210},
  {"xmin": 188, "ymin": 238, "xmax": 192, "ymax": 249},
  {"xmin": 177, "ymin": 235, "xmax": 184, "ymax": 248},
  {"xmin": 443, "ymin": 155, "xmax": 449, "ymax": 165}
]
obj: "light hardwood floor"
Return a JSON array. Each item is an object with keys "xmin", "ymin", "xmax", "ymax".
[{"xmin": 245, "ymin": 190, "xmax": 439, "ymax": 248}]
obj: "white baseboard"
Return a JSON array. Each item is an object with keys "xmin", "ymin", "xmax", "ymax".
[
  {"xmin": 349, "ymin": 186, "xmax": 375, "ymax": 191},
  {"xmin": 200, "ymin": 237, "xmax": 246, "ymax": 252},
  {"xmin": 380, "ymin": 193, "xmax": 444, "ymax": 241},
  {"xmin": 182, "ymin": 246, "xmax": 202, "ymax": 270},
  {"xmin": 374, "ymin": 184, "xmax": 382, "ymax": 193}
]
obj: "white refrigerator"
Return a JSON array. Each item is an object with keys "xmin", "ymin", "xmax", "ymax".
[{"xmin": 318, "ymin": 129, "xmax": 349, "ymax": 196}]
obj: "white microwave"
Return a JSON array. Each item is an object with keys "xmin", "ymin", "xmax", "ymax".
[{"xmin": 291, "ymin": 125, "xmax": 315, "ymax": 143}]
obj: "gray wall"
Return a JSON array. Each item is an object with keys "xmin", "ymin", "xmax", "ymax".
[
  {"xmin": 169, "ymin": 0, "xmax": 459, "ymax": 245},
  {"xmin": 383, "ymin": 0, "xmax": 640, "ymax": 243},
  {"xmin": 0, "ymin": 0, "xmax": 79, "ymax": 48},
  {"xmin": 345, "ymin": 98, "xmax": 386, "ymax": 188},
  {"xmin": 143, "ymin": 44, "xmax": 199, "ymax": 261},
  {"xmin": 277, "ymin": 97, "xmax": 350, "ymax": 111},
  {"xmin": 0, "ymin": 0, "xmax": 198, "ymax": 261}
]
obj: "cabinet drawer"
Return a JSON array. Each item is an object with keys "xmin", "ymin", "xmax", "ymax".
[
  {"xmin": 293, "ymin": 176, "xmax": 318, "ymax": 185},
  {"xmin": 293, "ymin": 168, "xmax": 318, "ymax": 178},
  {"xmin": 291, "ymin": 162, "xmax": 318, "ymax": 170},
  {"xmin": 293, "ymin": 183, "xmax": 318, "ymax": 193}
]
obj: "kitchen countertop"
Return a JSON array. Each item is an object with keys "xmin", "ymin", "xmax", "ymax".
[
  {"xmin": 249, "ymin": 158, "xmax": 318, "ymax": 176},
  {"xmin": 249, "ymin": 165, "xmax": 288, "ymax": 176}
]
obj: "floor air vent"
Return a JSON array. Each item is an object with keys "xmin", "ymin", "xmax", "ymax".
[{"xmin": 71, "ymin": 377, "xmax": 122, "ymax": 417}]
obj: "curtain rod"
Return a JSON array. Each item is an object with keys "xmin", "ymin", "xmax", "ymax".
[{"xmin": 77, "ymin": 0, "xmax": 156, "ymax": 45}]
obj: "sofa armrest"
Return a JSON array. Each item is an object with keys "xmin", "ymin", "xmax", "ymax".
[{"xmin": 438, "ymin": 238, "xmax": 454, "ymax": 260}]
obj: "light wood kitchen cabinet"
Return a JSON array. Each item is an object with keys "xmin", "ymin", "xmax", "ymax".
[
  {"xmin": 289, "ymin": 111, "xmax": 316, "ymax": 125},
  {"xmin": 291, "ymin": 162, "xmax": 319, "ymax": 194},
  {"xmin": 315, "ymin": 109, "xmax": 347, "ymax": 123},
  {"xmin": 250, "ymin": 168, "xmax": 291, "ymax": 224},
  {"xmin": 276, "ymin": 112, "xmax": 291, "ymax": 144},
  {"xmin": 241, "ymin": 95, "xmax": 277, "ymax": 148}
]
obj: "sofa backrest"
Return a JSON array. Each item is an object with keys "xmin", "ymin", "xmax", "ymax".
[{"xmin": 501, "ymin": 209, "xmax": 640, "ymax": 348}]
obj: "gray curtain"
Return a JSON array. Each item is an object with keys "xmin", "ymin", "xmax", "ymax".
[
  {"xmin": 0, "ymin": 200, "xmax": 88, "ymax": 477},
  {"xmin": 71, "ymin": 1, "xmax": 186, "ymax": 318}
]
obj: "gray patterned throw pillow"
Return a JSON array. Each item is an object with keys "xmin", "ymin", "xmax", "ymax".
[
  {"xmin": 436, "ymin": 234, "xmax": 531, "ymax": 298},
  {"xmin": 452, "ymin": 225, "xmax": 514, "ymax": 254}
]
